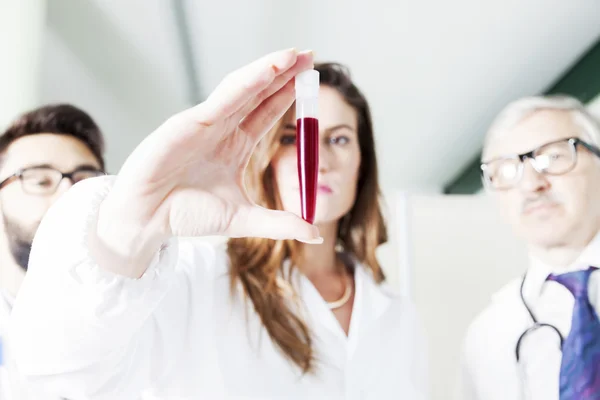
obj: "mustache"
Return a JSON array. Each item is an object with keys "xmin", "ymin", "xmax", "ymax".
[{"xmin": 521, "ymin": 193, "xmax": 562, "ymax": 214}]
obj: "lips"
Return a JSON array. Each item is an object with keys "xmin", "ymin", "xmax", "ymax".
[
  {"xmin": 317, "ymin": 184, "xmax": 333, "ymax": 194},
  {"xmin": 523, "ymin": 201, "xmax": 559, "ymax": 215},
  {"xmin": 295, "ymin": 184, "xmax": 334, "ymax": 193}
]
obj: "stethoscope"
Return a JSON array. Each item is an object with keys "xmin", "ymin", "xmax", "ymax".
[{"xmin": 514, "ymin": 272, "xmax": 565, "ymax": 399}]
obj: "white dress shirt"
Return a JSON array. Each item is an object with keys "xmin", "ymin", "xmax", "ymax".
[
  {"xmin": 461, "ymin": 232, "xmax": 600, "ymax": 400},
  {"xmin": 9, "ymin": 176, "xmax": 429, "ymax": 400}
]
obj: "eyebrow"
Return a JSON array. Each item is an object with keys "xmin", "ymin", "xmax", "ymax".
[{"xmin": 282, "ymin": 123, "xmax": 356, "ymax": 134}]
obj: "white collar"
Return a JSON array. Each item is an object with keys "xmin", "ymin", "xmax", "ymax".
[
  {"xmin": 0, "ymin": 289, "xmax": 14, "ymax": 309},
  {"xmin": 523, "ymin": 230, "xmax": 600, "ymax": 300},
  {"xmin": 280, "ymin": 255, "xmax": 393, "ymax": 342}
]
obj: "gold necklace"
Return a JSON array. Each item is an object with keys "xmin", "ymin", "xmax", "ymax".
[{"xmin": 327, "ymin": 275, "xmax": 352, "ymax": 310}]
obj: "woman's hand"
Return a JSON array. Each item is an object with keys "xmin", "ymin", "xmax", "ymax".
[{"xmin": 94, "ymin": 49, "xmax": 322, "ymax": 277}]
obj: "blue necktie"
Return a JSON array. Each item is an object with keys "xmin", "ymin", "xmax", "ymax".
[{"xmin": 547, "ymin": 267, "xmax": 600, "ymax": 399}]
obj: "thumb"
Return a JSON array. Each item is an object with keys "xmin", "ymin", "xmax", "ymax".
[{"xmin": 228, "ymin": 205, "xmax": 323, "ymax": 244}]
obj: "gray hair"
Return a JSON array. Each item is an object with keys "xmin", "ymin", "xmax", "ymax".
[{"xmin": 483, "ymin": 94, "xmax": 600, "ymax": 158}]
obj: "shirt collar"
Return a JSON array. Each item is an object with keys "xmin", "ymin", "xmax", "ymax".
[
  {"xmin": 524, "ymin": 230, "xmax": 600, "ymax": 299},
  {"xmin": 0, "ymin": 289, "xmax": 14, "ymax": 309},
  {"xmin": 280, "ymin": 254, "xmax": 393, "ymax": 336}
]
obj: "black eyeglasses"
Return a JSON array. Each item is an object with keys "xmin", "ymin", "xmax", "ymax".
[
  {"xmin": 0, "ymin": 166, "xmax": 105, "ymax": 195},
  {"xmin": 480, "ymin": 137, "xmax": 600, "ymax": 191}
]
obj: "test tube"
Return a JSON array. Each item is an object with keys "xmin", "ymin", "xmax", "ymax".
[{"xmin": 295, "ymin": 69, "xmax": 320, "ymax": 224}]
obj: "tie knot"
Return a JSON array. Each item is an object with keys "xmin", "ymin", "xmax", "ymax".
[{"xmin": 547, "ymin": 267, "xmax": 598, "ymax": 298}]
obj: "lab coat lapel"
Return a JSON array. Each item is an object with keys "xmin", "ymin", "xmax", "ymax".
[
  {"xmin": 279, "ymin": 259, "xmax": 344, "ymax": 340},
  {"xmin": 281, "ymin": 258, "xmax": 392, "ymax": 342},
  {"xmin": 347, "ymin": 265, "xmax": 392, "ymax": 358},
  {"xmin": 353, "ymin": 265, "xmax": 392, "ymax": 331},
  {"xmin": 490, "ymin": 278, "xmax": 537, "ymax": 399},
  {"xmin": 491, "ymin": 278, "xmax": 530, "ymax": 326}
]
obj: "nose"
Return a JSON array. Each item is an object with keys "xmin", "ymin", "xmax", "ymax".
[
  {"xmin": 51, "ymin": 177, "xmax": 74, "ymax": 199},
  {"xmin": 318, "ymin": 144, "xmax": 333, "ymax": 174},
  {"xmin": 519, "ymin": 159, "xmax": 550, "ymax": 193}
]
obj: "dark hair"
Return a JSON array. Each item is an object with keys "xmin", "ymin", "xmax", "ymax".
[
  {"xmin": 227, "ymin": 62, "xmax": 388, "ymax": 373},
  {"xmin": 0, "ymin": 104, "xmax": 106, "ymax": 170}
]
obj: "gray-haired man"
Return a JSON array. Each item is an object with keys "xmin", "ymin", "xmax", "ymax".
[{"xmin": 461, "ymin": 95, "xmax": 600, "ymax": 400}]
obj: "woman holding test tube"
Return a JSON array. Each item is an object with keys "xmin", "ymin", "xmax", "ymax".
[{"xmin": 10, "ymin": 49, "xmax": 428, "ymax": 399}]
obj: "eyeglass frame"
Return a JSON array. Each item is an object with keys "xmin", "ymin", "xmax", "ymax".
[
  {"xmin": 480, "ymin": 137, "xmax": 600, "ymax": 190},
  {"xmin": 0, "ymin": 165, "xmax": 106, "ymax": 195}
]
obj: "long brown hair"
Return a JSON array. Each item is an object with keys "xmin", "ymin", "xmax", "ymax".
[{"xmin": 227, "ymin": 62, "xmax": 388, "ymax": 373}]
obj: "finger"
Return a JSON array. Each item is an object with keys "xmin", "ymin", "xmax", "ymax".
[
  {"xmin": 193, "ymin": 48, "xmax": 299, "ymax": 124},
  {"xmin": 228, "ymin": 206, "xmax": 323, "ymax": 243},
  {"xmin": 238, "ymin": 79, "xmax": 296, "ymax": 140},
  {"xmin": 234, "ymin": 50, "xmax": 314, "ymax": 121}
]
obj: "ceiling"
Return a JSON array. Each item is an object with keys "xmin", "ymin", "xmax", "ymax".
[{"xmin": 41, "ymin": 0, "xmax": 600, "ymax": 192}]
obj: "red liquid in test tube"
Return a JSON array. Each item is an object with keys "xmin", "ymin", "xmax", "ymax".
[{"xmin": 295, "ymin": 70, "xmax": 320, "ymax": 224}]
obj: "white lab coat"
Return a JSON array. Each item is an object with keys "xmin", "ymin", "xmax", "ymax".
[
  {"xmin": 9, "ymin": 176, "xmax": 429, "ymax": 400},
  {"xmin": 0, "ymin": 290, "xmax": 64, "ymax": 400},
  {"xmin": 460, "ymin": 232, "xmax": 600, "ymax": 400},
  {"xmin": 0, "ymin": 290, "xmax": 13, "ymax": 399}
]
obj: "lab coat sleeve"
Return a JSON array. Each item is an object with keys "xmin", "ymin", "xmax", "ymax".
[{"xmin": 9, "ymin": 175, "xmax": 216, "ymax": 399}]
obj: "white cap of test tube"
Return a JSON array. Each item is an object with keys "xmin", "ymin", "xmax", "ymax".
[{"xmin": 295, "ymin": 69, "xmax": 320, "ymax": 98}]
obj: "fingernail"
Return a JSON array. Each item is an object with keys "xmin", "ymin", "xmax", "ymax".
[
  {"xmin": 286, "ymin": 47, "xmax": 298, "ymax": 53},
  {"xmin": 299, "ymin": 49, "xmax": 313, "ymax": 56},
  {"xmin": 298, "ymin": 237, "xmax": 324, "ymax": 245}
]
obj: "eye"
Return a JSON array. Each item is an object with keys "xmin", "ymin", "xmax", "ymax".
[
  {"xmin": 279, "ymin": 134, "xmax": 296, "ymax": 146},
  {"xmin": 329, "ymin": 135, "xmax": 350, "ymax": 145},
  {"xmin": 72, "ymin": 169, "xmax": 104, "ymax": 183},
  {"xmin": 33, "ymin": 178, "xmax": 54, "ymax": 187}
]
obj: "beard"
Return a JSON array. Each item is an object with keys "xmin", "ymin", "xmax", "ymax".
[{"xmin": 2, "ymin": 214, "xmax": 36, "ymax": 272}]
